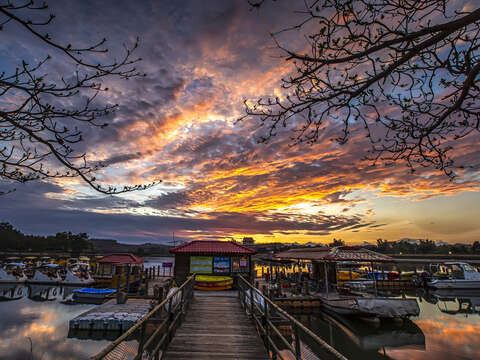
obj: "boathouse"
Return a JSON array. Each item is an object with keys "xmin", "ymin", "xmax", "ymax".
[
  {"xmin": 94, "ymin": 253, "xmax": 145, "ymax": 289},
  {"xmin": 170, "ymin": 240, "xmax": 256, "ymax": 283}
]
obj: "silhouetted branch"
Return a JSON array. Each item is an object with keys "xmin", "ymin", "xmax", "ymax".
[
  {"xmin": 243, "ymin": 0, "xmax": 480, "ymax": 178},
  {"xmin": 0, "ymin": 0, "xmax": 159, "ymax": 194}
]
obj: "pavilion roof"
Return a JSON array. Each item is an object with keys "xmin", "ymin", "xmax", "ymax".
[
  {"xmin": 170, "ymin": 240, "xmax": 256, "ymax": 255},
  {"xmin": 275, "ymin": 246, "xmax": 393, "ymax": 262},
  {"xmin": 97, "ymin": 253, "xmax": 145, "ymax": 265}
]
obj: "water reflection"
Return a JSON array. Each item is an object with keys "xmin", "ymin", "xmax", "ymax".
[
  {"xmin": 296, "ymin": 291, "xmax": 480, "ymax": 360},
  {"xmin": 0, "ymin": 288, "xmax": 109, "ymax": 360}
]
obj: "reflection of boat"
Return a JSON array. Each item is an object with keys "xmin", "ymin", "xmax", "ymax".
[
  {"xmin": 0, "ymin": 284, "xmax": 25, "ymax": 300},
  {"xmin": 428, "ymin": 262, "xmax": 480, "ymax": 289},
  {"xmin": 28, "ymin": 284, "xmax": 59, "ymax": 301},
  {"xmin": 73, "ymin": 288, "xmax": 116, "ymax": 304},
  {"xmin": 297, "ymin": 311, "xmax": 425, "ymax": 360},
  {"xmin": 28, "ymin": 264, "xmax": 62, "ymax": 284},
  {"xmin": 319, "ymin": 311, "xmax": 425, "ymax": 351},
  {"xmin": 425, "ymin": 289, "xmax": 480, "ymax": 315},
  {"xmin": 194, "ymin": 275, "xmax": 233, "ymax": 290},
  {"xmin": 0, "ymin": 263, "xmax": 27, "ymax": 283}
]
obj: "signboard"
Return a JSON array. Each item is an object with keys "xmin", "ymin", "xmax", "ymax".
[
  {"xmin": 213, "ymin": 257, "xmax": 230, "ymax": 273},
  {"xmin": 162, "ymin": 262, "xmax": 173, "ymax": 268},
  {"xmin": 231, "ymin": 257, "xmax": 249, "ymax": 273},
  {"xmin": 190, "ymin": 256, "xmax": 212, "ymax": 274}
]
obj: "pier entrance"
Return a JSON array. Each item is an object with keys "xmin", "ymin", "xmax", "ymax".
[{"xmin": 163, "ymin": 291, "xmax": 269, "ymax": 359}]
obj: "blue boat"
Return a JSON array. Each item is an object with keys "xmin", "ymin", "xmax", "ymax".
[{"xmin": 73, "ymin": 288, "xmax": 116, "ymax": 304}]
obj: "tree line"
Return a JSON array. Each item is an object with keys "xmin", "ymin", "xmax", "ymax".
[{"xmin": 0, "ymin": 222, "xmax": 93, "ymax": 253}]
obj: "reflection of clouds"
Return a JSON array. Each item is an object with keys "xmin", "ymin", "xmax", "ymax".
[
  {"xmin": 0, "ymin": 298, "xmax": 106, "ymax": 360},
  {"xmin": 385, "ymin": 314, "xmax": 480, "ymax": 360}
]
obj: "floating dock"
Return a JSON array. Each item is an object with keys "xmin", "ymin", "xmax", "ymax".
[{"xmin": 69, "ymin": 299, "xmax": 152, "ymax": 331}]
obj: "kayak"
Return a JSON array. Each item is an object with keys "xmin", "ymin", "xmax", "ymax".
[{"xmin": 194, "ymin": 275, "xmax": 233, "ymax": 290}]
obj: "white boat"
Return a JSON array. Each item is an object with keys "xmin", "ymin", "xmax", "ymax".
[
  {"xmin": 28, "ymin": 264, "xmax": 62, "ymax": 284},
  {"xmin": 61, "ymin": 266, "xmax": 95, "ymax": 286},
  {"xmin": 0, "ymin": 263, "xmax": 27, "ymax": 283},
  {"xmin": 428, "ymin": 262, "xmax": 480, "ymax": 289}
]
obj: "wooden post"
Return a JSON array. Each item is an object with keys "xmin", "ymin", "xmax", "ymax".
[
  {"xmin": 125, "ymin": 265, "xmax": 131, "ymax": 293},
  {"xmin": 264, "ymin": 299, "xmax": 270, "ymax": 355},
  {"xmin": 250, "ymin": 283, "xmax": 254, "ymax": 317},
  {"xmin": 324, "ymin": 262, "xmax": 329, "ymax": 296}
]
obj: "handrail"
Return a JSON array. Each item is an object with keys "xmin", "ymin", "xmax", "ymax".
[
  {"xmin": 92, "ymin": 275, "xmax": 195, "ymax": 360},
  {"xmin": 238, "ymin": 275, "xmax": 348, "ymax": 360}
]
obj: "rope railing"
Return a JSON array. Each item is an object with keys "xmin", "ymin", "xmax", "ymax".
[
  {"xmin": 92, "ymin": 275, "xmax": 195, "ymax": 360},
  {"xmin": 237, "ymin": 275, "xmax": 348, "ymax": 360}
]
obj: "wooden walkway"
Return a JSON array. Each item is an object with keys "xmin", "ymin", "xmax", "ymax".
[{"xmin": 163, "ymin": 290, "xmax": 269, "ymax": 359}]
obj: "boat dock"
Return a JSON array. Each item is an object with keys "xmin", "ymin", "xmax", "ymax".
[
  {"xmin": 92, "ymin": 275, "xmax": 347, "ymax": 360},
  {"xmin": 69, "ymin": 299, "xmax": 152, "ymax": 331},
  {"xmin": 163, "ymin": 291, "xmax": 269, "ymax": 359}
]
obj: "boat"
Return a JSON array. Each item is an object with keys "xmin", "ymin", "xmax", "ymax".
[
  {"xmin": 72, "ymin": 288, "xmax": 116, "ymax": 304},
  {"xmin": 428, "ymin": 262, "xmax": 480, "ymax": 289},
  {"xmin": 194, "ymin": 275, "xmax": 233, "ymax": 290},
  {"xmin": 0, "ymin": 262, "xmax": 27, "ymax": 283},
  {"xmin": 28, "ymin": 264, "xmax": 62, "ymax": 284},
  {"xmin": 318, "ymin": 247, "xmax": 420, "ymax": 321},
  {"xmin": 62, "ymin": 264, "xmax": 95, "ymax": 286},
  {"xmin": 321, "ymin": 294, "xmax": 420, "ymax": 320},
  {"xmin": 337, "ymin": 270, "xmax": 362, "ymax": 281}
]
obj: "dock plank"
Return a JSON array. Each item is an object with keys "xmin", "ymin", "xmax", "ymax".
[{"xmin": 163, "ymin": 290, "xmax": 269, "ymax": 360}]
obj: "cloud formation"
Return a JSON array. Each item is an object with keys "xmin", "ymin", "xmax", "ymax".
[{"xmin": 1, "ymin": 0, "xmax": 479, "ymax": 244}]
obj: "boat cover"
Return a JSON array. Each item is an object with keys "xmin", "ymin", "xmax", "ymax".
[
  {"xmin": 356, "ymin": 298, "xmax": 420, "ymax": 317},
  {"xmin": 73, "ymin": 288, "xmax": 116, "ymax": 294}
]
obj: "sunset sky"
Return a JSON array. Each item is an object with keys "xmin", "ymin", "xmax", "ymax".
[{"xmin": 1, "ymin": 0, "xmax": 479, "ymax": 245}]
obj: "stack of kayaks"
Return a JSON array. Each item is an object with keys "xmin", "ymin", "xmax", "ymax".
[{"xmin": 194, "ymin": 275, "xmax": 233, "ymax": 291}]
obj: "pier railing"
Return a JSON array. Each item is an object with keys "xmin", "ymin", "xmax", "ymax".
[
  {"xmin": 238, "ymin": 275, "xmax": 348, "ymax": 360},
  {"xmin": 92, "ymin": 274, "xmax": 195, "ymax": 360}
]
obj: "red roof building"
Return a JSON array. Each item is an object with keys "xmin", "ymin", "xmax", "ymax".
[
  {"xmin": 170, "ymin": 240, "xmax": 256, "ymax": 255},
  {"xmin": 97, "ymin": 253, "xmax": 145, "ymax": 265},
  {"xmin": 170, "ymin": 240, "xmax": 256, "ymax": 283}
]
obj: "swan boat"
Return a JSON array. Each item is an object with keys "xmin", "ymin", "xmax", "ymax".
[
  {"xmin": 0, "ymin": 263, "xmax": 27, "ymax": 283},
  {"xmin": 61, "ymin": 264, "xmax": 95, "ymax": 286},
  {"xmin": 28, "ymin": 264, "xmax": 62, "ymax": 284}
]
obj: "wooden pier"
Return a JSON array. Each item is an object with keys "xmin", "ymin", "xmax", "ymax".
[
  {"xmin": 163, "ymin": 291, "xmax": 269, "ymax": 359},
  {"xmin": 92, "ymin": 275, "xmax": 346, "ymax": 360}
]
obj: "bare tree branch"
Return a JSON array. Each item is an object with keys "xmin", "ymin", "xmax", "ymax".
[
  {"xmin": 242, "ymin": 0, "xmax": 480, "ymax": 178},
  {"xmin": 0, "ymin": 0, "xmax": 159, "ymax": 194}
]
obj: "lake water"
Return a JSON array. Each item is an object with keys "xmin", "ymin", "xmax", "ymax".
[
  {"xmin": 1, "ymin": 257, "xmax": 479, "ymax": 359},
  {"xmin": 295, "ymin": 289, "xmax": 480, "ymax": 360}
]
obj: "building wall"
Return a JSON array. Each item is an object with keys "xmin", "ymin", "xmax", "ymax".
[
  {"xmin": 173, "ymin": 253, "xmax": 252, "ymax": 284},
  {"xmin": 173, "ymin": 254, "xmax": 190, "ymax": 284}
]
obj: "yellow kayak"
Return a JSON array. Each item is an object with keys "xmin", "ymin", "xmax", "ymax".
[
  {"xmin": 194, "ymin": 275, "xmax": 233, "ymax": 290},
  {"xmin": 337, "ymin": 271, "xmax": 362, "ymax": 281}
]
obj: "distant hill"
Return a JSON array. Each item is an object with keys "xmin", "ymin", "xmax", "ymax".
[{"xmin": 90, "ymin": 238, "xmax": 172, "ymax": 256}]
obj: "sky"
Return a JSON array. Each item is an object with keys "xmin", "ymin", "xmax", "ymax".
[{"xmin": 1, "ymin": 0, "xmax": 479, "ymax": 245}]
